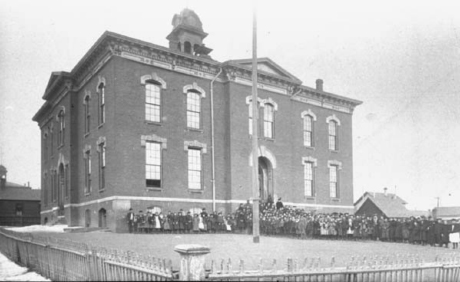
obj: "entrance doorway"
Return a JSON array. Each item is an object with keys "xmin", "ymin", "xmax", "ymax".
[
  {"xmin": 98, "ymin": 208, "xmax": 107, "ymax": 228},
  {"xmin": 85, "ymin": 209, "xmax": 91, "ymax": 227},
  {"xmin": 258, "ymin": 157, "xmax": 273, "ymax": 201}
]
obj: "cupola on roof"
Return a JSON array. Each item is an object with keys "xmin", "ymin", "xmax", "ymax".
[
  {"xmin": 167, "ymin": 8, "xmax": 213, "ymax": 58},
  {"xmin": 172, "ymin": 8, "xmax": 204, "ymax": 32}
]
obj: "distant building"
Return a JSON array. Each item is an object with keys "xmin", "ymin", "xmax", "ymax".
[
  {"xmin": 0, "ymin": 165, "xmax": 41, "ymax": 226},
  {"xmin": 33, "ymin": 8, "xmax": 362, "ymax": 232},
  {"xmin": 432, "ymin": 206, "xmax": 460, "ymax": 221},
  {"xmin": 354, "ymin": 189, "xmax": 430, "ymax": 218}
]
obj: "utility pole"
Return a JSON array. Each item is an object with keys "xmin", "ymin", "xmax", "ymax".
[{"xmin": 251, "ymin": 0, "xmax": 260, "ymax": 244}]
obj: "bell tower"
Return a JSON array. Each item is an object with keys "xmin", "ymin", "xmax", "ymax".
[{"xmin": 167, "ymin": 8, "xmax": 213, "ymax": 58}]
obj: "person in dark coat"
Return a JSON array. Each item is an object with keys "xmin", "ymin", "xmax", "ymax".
[
  {"xmin": 395, "ymin": 218, "xmax": 403, "ymax": 242},
  {"xmin": 372, "ymin": 215, "xmax": 380, "ymax": 240},
  {"xmin": 126, "ymin": 208, "xmax": 135, "ymax": 233},
  {"xmin": 426, "ymin": 218, "xmax": 435, "ymax": 246},
  {"xmin": 441, "ymin": 220, "xmax": 451, "ymax": 248},
  {"xmin": 276, "ymin": 198, "xmax": 284, "ymax": 210},
  {"xmin": 389, "ymin": 218, "xmax": 397, "ymax": 242},
  {"xmin": 185, "ymin": 211, "xmax": 193, "ymax": 233},
  {"xmin": 434, "ymin": 219, "xmax": 444, "ymax": 247},
  {"xmin": 420, "ymin": 217, "xmax": 430, "ymax": 245}
]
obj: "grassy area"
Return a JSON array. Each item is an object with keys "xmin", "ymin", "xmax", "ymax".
[{"xmin": 34, "ymin": 231, "xmax": 458, "ymax": 269}]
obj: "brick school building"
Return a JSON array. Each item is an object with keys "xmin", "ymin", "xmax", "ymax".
[{"xmin": 33, "ymin": 8, "xmax": 362, "ymax": 232}]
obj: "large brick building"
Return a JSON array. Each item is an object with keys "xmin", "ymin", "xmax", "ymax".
[{"xmin": 33, "ymin": 8, "xmax": 362, "ymax": 231}]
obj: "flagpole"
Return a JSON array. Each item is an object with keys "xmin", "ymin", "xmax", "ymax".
[{"xmin": 251, "ymin": 0, "xmax": 260, "ymax": 243}]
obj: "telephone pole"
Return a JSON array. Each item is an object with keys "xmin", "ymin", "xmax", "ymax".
[{"xmin": 251, "ymin": 0, "xmax": 260, "ymax": 243}]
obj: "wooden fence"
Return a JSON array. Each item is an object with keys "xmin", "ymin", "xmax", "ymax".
[
  {"xmin": 0, "ymin": 228, "xmax": 176, "ymax": 281},
  {"xmin": 206, "ymin": 254, "xmax": 460, "ymax": 282},
  {"xmin": 1, "ymin": 227, "xmax": 460, "ymax": 281}
]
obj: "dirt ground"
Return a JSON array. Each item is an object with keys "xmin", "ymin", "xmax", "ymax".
[{"xmin": 32, "ymin": 231, "xmax": 458, "ymax": 270}]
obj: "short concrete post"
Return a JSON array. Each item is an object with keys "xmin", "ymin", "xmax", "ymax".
[{"xmin": 174, "ymin": 244, "xmax": 210, "ymax": 281}]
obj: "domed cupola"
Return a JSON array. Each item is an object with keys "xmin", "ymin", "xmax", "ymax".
[{"xmin": 167, "ymin": 8, "xmax": 213, "ymax": 58}]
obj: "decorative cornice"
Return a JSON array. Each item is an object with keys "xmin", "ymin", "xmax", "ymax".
[
  {"xmin": 302, "ymin": 156, "xmax": 318, "ymax": 167},
  {"xmin": 184, "ymin": 140, "xmax": 207, "ymax": 154},
  {"xmin": 326, "ymin": 114, "xmax": 341, "ymax": 126},
  {"xmin": 183, "ymin": 82, "xmax": 206, "ymax": 98},
  {"xmin": 141, "ymin": 134, "xmax": 167, "ymax": 149},
  {"xmin": 301, "ymin": 109, "xmax": 317, "ymax": 121}
]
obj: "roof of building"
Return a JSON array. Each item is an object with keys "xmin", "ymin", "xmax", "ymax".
[
  {"xmin": 1, "ymin": 182, "xmax": 41, "ymax": 201},
  {"xmin": 433, "ymin": 206, "xmax": 460, "ymax": 218},
  {"xmin": 354, "ymin": 192, "xmax": 417, "ymax": 218}
]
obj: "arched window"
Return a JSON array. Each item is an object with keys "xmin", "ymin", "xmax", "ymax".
[
  {"xmin": 145, "ymin": 81, "xmax": 161, "ymax": 122},
  {"xmin": 84, "ymin": 149, "xmax": 91, "ymax": 194},
  {"xmin": 98, "ymin": 83, "xmax": 105, "ymax": 125},
  {"xmin": 263, "ymin": 104, "xmax": 275, "ymax": 139},
  {"xmin": 186, "ymin": 90, "xmax": 201, "ymax": 129},
  {"xmin": 98, "ymin": 142, "xmax": 106, "ymax": 190},
  {"xmin": 328, "ymin": 120, "xmax": 338, "ymax": 151},
  {"xmin": 58, "ymin": 110, "xmax": 65, "ymax": 146},
  {"xmin": 184, "ymin": 41, "xmax": 192, "ymax": 54},
  {"xmin": 84, "ymin": 95, "xmax": 91, "ymax": 134}
]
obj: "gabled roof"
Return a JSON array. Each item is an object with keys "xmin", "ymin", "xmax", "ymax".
[
  {"xmin": 225, "ymin": 57, "xmax": 303, "ymax": 84},
  {"xmin": 0, "ymin": 187, "xmax": 41, "ymax": 201},
  {"xmin": 355, "ymin": 192, "xmax": 411, "ymax": 218},
  {"xmin": 434, "ymin": 206, "xmax": 460, "ymax": 218}
]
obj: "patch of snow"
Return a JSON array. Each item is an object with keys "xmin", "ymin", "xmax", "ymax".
[
  {"xmin": 5, "ymin": 224, "xmax": 68, "ymax": 233},
  {"xmin": 0, "ymin": 252, "xmax": 49, "ymax": 281}
]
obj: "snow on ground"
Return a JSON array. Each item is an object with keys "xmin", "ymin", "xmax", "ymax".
[
  {"xmin": 5, "ymin": 224, "xmax": 68, "ymax": 233},
  {"xmin": 0, "ymin": 252, "xmax": 49, "ymax": 281}
]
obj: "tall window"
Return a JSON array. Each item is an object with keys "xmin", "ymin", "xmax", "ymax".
[
  {"xmin": 98, "ymin": 143, "xmax": 106, "ymax": 190},
  {"xmin": 145, "ymin": 82, "xmax": 161, "ymax": 122},
  {"xmin": 85, "ymin": 96, "xmax": 91, "ymax": 134},
  {"xmin": 51, "ymin": 170, "xmax": 57, "ymax": 202},
  {"xmin": 85, "ymin": 150, "xmax": 91, "ymax": 194},
  {"xmin": 329, "ymin": 165, "xmax": 338, "ymax": 198},
  {"xmin": 328, "ymin": 121, "xmax": 338, "ymax": 151},
  {"xmin": 50, "ymin": 127, "xmax": 54, "ymax": 155},
  {"xmin": 44, "ymin": 173, "xmax": 48, "ymax": 206},
  {"xmin": 188, "ymin": 148, "xmax": 202, "ymax": 189},
  {"xmin": 263, "ymin": 104, "xmax": 274, "ymax": 138},
  {"xmin": 65, "ymin": 164, "xmax": 69, "ymax": 199},
  {"xmin": 58, "ymin": 110, "xmax": 65, "ymax": 146},
  {"xmin": 15, "ymin": 203, "xmax": 23, "ymax": 216},
  {"xmin": 304, "ymin": 115, "xmax": 313, "ymax": 147},
  {"xmin": 44, "ymin": 134, "xmax": 48, "ymax": 161},
  {"xmin": 146, "ymin": 142, "xmax": 161, "ymax": 188},
  {"xmin": 98, "ymin": 83, "xmax": 105, "ymax": 125},
  {"xmin": 304, "ymin": 162, "xmax": 314, "ymax": 197},
  {"xmin": 186, "ymin": 90, "xmax": 201, "ymax": 129}
]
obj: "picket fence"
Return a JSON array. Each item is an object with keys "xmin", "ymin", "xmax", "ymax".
[
  {"xmin": 206, "ymin": 254, "xmax": 460, "ymax": 282},
  {"xmin": 0, "ymin": 228, "xmax": 176, "ymax": 281},
  {"xmin": 1, "ymin": 227, "xmax": 460, "ymax": 281}
]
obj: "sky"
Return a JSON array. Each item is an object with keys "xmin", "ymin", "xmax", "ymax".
[{"xmin": 1, "ymin": 0, "xmax": 459, "ymax": 210}]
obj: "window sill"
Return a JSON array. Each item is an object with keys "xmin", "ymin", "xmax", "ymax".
[
  {"xmin": 84, "ymin": 133, "xmax": 90, "ymax": 138},
  {"xmin": 262, "ymin": 137, "xmax": 275, "ymax": 142},
  {"xmin": 145, "ymin": 121, "xmax": 162, "ymax": 126},
  {"xmin": 305, "ymin": 197, "xmax": 316, "ymax": 200},
  {"xmin": 98, "ymin": 123, "xmax": 105, "ymax": 129},
  {"xmin": 84, "ymin": 192, "xmax": 91, "ymax": 197},
  {"xmin": 58, "ymin": 144, "xmax": 64, "ymax": 150},
  {"xmin": 147, "ymin": 187, "xmax": 162, "ymax": 192},
  {"xmin": 186, "ymin": 128, "xmax": 203, "ymax": 133},
  {"xmin": 330, "ymin": 150, "xmax": 339, "ymax": 153},
  {"xmin": 188, "ymin": 189, "xmax": 204, "ymax": 194},
  {"xmin": 305, "ymin": 146, "xmax": 315, "ymax": 150},
  {"xmin": 331, "ymin": 198, "xmax": 341, "ymax": 202},
  {"xmin": 99, "ymin": 189, "xmax": 105, "ymax": 193}
]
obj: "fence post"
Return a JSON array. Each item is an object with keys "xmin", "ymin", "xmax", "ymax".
[{"xmin": 174, "ymin": 244, "xmax": 210, "ymax": 281}]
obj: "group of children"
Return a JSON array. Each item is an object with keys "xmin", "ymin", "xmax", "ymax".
[{"xmin": 125, "ymin": 201, "xmax": 460, "ymax": 249}]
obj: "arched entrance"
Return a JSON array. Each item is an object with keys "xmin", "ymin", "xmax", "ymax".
[
  {"xmin": 98, "ymin": 208, "xmax": 107, "ymax": 228},
  {"xmin": 85, "ymin": 209, "xmax": 91, "ymax": 227},
  {"xmin": 258, "ymin": 157, "xmax": 273, "ymax": 201}
]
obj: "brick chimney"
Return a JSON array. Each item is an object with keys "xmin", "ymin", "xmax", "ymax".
[{"xmin": 316, "ymin": 79, "xmax": 323, "ymax": 91}]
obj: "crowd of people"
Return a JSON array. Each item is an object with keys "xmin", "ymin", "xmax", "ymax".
[{"xmin": 126, "ymin": 197, "xmax": 460, "ymax": 249}]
